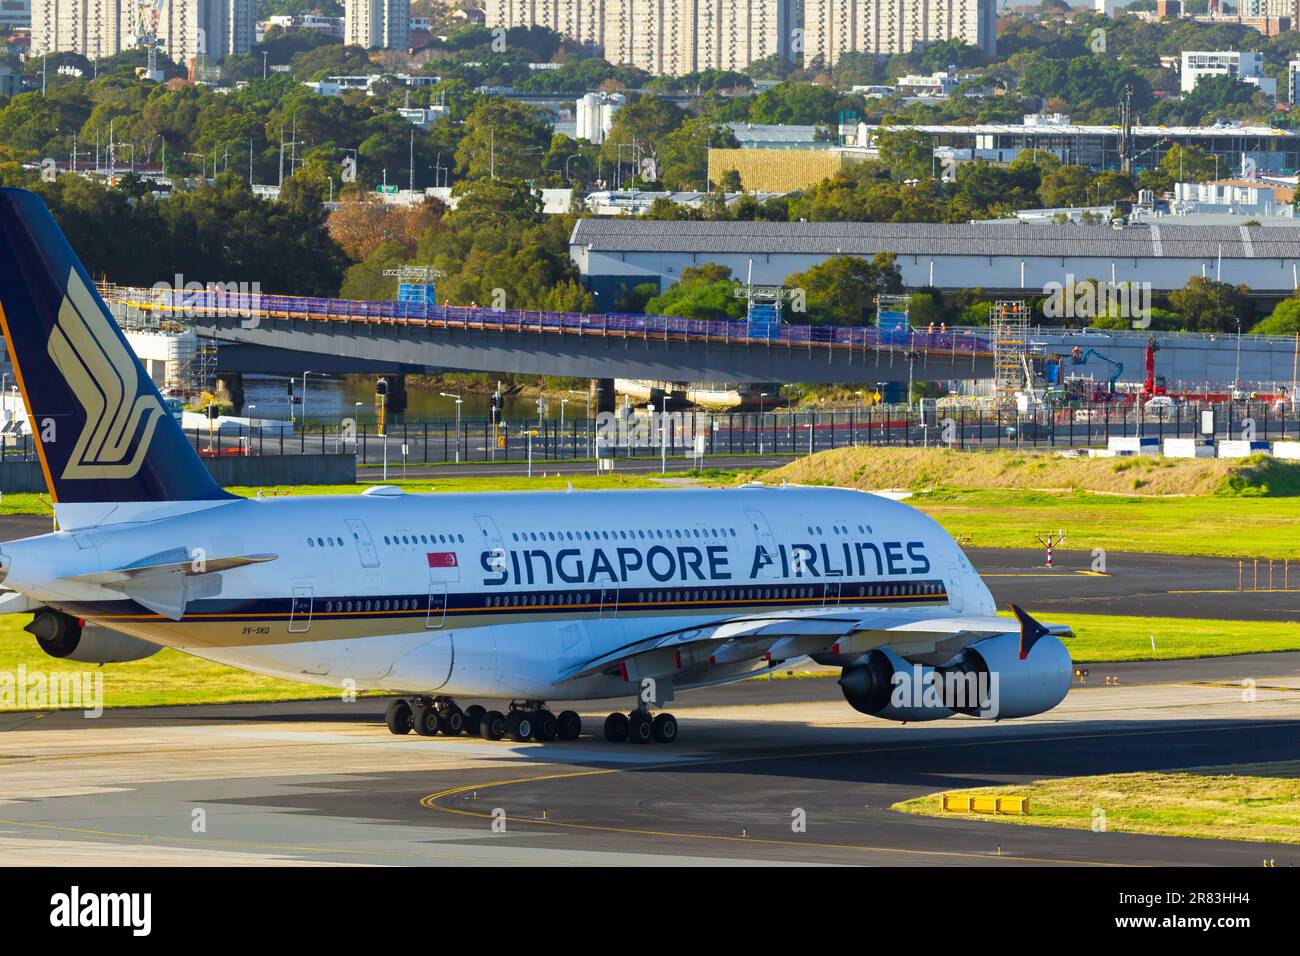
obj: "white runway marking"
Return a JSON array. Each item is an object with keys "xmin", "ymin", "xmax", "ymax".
[{"xmin": 153, "ymin": 725, "xmax": 702, "ymax": 764}]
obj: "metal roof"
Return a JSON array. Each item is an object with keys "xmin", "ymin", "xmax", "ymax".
[
  {"xmin": 570, "ymin": 219, "xmax": 1300, "ymax": 260},
  {"xmin": 857, "ymin": 122, "xmax": 1297, "ymax": 138}
]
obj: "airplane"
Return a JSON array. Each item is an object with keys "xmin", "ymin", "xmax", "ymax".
[{"xmin": 0, "ymin": 187, "xmax": 1074, "ymax": 744}]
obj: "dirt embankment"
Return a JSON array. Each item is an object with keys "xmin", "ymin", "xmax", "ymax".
[{"xmin": 764, "ymin": 447, "xmax": 1300, "ymax": 497}]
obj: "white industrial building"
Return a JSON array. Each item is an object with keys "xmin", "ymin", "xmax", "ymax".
[
  {"xmin": 570, "ymin": 218, "xmax": 1300, "ymax": 302},
  {"xmin": 847, "ymin": 118, "xmax": 1300, "ymax": 173},
  {"xmin": 1173, "ymin": 181, "xmax": 1291, "ymax": 217},
  {"xmin": 1180, "ymin": 51, "xmax": 1276, "ymax": 98},
  {"xmin": 575, "ymin": 91, "xmax": 624, "ymax": 145}
]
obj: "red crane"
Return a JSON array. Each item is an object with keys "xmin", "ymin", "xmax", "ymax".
[{"xmin": 1141, "ymin": 337, "xmax": 1165, "ymax": 398}]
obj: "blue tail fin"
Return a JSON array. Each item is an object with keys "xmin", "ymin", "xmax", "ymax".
[{"xmin": 0, "ymin": 188, "xmax": 232, "ymax": 506}]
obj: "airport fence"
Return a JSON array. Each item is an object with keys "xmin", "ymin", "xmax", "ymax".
[
  {"xmin": 180, "ymin": 400, "xmax": 1300, "ymax": 466},
  {"xmin": 1, "ymin": 401, "xmax": 1293, "ymax": 469}
]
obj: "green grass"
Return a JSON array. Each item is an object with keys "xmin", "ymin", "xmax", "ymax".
[
  {"xmin": 1054, "ymin": 613, "xmax": 1300, "ymax": 662},
  {"xmin": 913, "ymin": 488, "xmax": 1300, "ymax": 559},
  {"xmin": 0, "ymin": 616, "xmax": 342, "ymax": 709},
  {"xmin": 892, "ymin": 762, "xmax": 1300, "ymax": 845}
]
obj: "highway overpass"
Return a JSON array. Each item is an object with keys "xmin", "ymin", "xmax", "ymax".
[{"xmin": 100, "ymin": 286, "xmax": 994, "ymax": 407}]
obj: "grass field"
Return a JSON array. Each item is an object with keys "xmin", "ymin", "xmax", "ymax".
[
  {"xmin": 913, "ymin": 488, "xmax": 1300, "ymax": 559},
  {"xmin": 892, "ymin": 762, "xmax": 1300, "ymax": 845},
  {"xmin": 1052, "ymin": 613, "xmax": 1300, "ymax": 661},
  {"xmin": 766, "ymin": 446, "xmax": 1300, "ymax": 497},
  {"xmin": 0, "ymin": 616, "xmax": 341, "ymax": 709}
]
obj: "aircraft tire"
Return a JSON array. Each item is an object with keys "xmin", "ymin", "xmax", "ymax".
[
  {"xmin": 438, "ymin": 706, "xmax": 465, "ymax": 736},
  {"xmin": 627, "ymin": 711, "xmax": 654, "ymax": 744},
  {"xmin": 507, "ymin": 710, "xmax": 533, "ymax": 742},
  {"xmin": 652, "ymin": 713, "xmax": 678, "ymax": 744},
  {"xmin": 413, "ymin": 701, "xmax": 439, "ymax": 737},
  {"xmin": 532, "ymin": 710, "xmax": 558, "ymax": 741},
  {"xmin": 463, "ymin": 704, "xmax": 487, "ymax": 736},
  {"xmin": 385, "ymin": 698, "xmax": 413, "ymax": 735},
  {"xmin": 556, "ymin": 710, "xmax": 582, "ymax": 740},
  {"xmin": 603, "ymin": 712, "xmax": 629, "ymax": 743},
  {"xmin": 481, "ymin": 710, "xmax": 507, "ymax": 741}
]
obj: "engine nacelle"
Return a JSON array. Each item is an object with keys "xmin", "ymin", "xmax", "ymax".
[
  {"xmin": 839, "ymin": 647, "xmax": 955, "ymax": 721},
  {"xmin": 840, "ymin": 634, "xmax": 1072, "ymax": 722},
  {"xmin": 25, "ymin": 609, "xmax": 162, "ymax": 664},
  {"xmin": 962, "ymin": 632, "xmax": 1072, "ymax": 719}
]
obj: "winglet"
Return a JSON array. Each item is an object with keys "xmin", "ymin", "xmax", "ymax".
[{"xmin": 1011, "ymin": 604, "xmax": 1049, "ymax": 661}]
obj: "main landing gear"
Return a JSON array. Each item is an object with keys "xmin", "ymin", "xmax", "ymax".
[
  {"xmin": 385, "ymin": 697, "xmax": 582, "ymax": 743},
  {"xmin": 603, "ymin": 707, "xmax": 678, "ymax": 745}
]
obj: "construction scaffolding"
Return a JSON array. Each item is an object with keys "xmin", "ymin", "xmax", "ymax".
[
  {"xmin": 990, "ymin": 299, "xmax": 1031, "ymax": 404},
  {"xmin": 384, "ymin": 265, "xmax": 444, "ymax": 306}
]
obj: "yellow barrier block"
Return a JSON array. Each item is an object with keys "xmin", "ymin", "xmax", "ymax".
[{"xmin": 939, "ymin": 793, "xmax": 1029, "ymax": 814}]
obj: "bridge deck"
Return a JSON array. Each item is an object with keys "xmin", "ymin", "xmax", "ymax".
[{"xmin": 99, "ymin": 284, "xmax": 993, "ymax": 362}]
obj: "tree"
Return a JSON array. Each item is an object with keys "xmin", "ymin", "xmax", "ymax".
[
  {"xmin": 658, "ymin": 115, "xmax": 737, "ymax": 190},
  {"xmin": 1159, "ymin": 143, "xmax": 1218, "ymax": 185},
  {"xmin": 875, "ymin": 127, "xmax": 933, "ymax": 182},
  {"xmin": 1252, "ymin": 296, "xmax": 1300, "ymax": 334},
  {"xmin": 454, "ymin": 99, "xmax": 550, "ymax": 181},
  {"xmin": 600, "ymin": 95, "xmax": 686, "ymax": 177},
  {"xmin": 1166, "ymin": 276, "xmax": 1252, "ymax": 333},
  {"xmin": 783, "ymin": 254, "xmax": 903, "ymax": 325},
  {"xmin": 1038, "ymin": 164, "xmax": 1093, "ymax": 207},
  {"xmin": 327, "ymin": 194, "xmax": 445, "ymax": 260},
  {"xmin": 644, "ymin": 278, "xmax": 742, "ymax": 320}
]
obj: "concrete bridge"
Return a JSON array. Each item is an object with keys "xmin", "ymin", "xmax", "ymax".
[{"xmin": 101, "ymin": 285, "xmax": 994, "ymax": 412}]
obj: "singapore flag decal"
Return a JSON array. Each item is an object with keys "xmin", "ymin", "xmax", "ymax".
[{"xmin": 427, "ymin": 551, "xmax": 458, "ymax": 568}]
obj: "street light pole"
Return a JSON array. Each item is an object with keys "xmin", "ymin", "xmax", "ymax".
[{"xmin": 439, "ymin": 392, "xmax": 462, "ymax": 463}]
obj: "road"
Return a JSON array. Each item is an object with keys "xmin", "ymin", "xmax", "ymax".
[{"xmin": 1, "ymin": 654, "xmax": 1297, "ymax": 865}]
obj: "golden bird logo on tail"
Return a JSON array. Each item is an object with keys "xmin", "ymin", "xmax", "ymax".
[{"xmin": 46, "ymin": 268, "xmax": 163, "ymax": 480}]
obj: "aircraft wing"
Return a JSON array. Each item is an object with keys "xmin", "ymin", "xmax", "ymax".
[
  {"xmin": 561, "ymin": 606, "xmax": 1073, "ymax": 685},
  {"xmin": 62, "ymin": 548, "xmax": 277, "ymax": 620}
]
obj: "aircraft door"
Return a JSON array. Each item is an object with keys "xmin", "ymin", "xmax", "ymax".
[
  {"xmin": 823, "ymin": 579, "xmax": 841, "ymax": 606},
  {"xmin": 289, "ymin": 584, "xmax": 314, "ymax": 633},
  {"xmin": 427, "ymin": 580, "xmax": 447, "ymax": 629},
  {"xmin": 345, "ymin": 518, "xmax": 379, "ymax": 568},
  {"xmin": 745, "ymin": 509, "xmax": 780, "ymax": 579},
  {"xmin": 946, "ymin": 560, "xmax": 965, "ymax": 613},
  {"xmin": 598, "ymin": 586, "xmax": 619, "ymax": 619},
  {"xmin": 473, "ymin": 514, "xmax": 506, "ymax": 576}
]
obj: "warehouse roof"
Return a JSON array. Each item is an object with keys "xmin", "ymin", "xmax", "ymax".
[{"xmin": 569, "ymin": 219, "xmax": 1300, "ymax": 260}]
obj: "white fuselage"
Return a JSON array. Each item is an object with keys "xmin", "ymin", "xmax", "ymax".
[{"xmin": 1, "ymin": 485, "xmax": 994, "ymax": 702}]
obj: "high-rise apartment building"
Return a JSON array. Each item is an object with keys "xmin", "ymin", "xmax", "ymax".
[
  {"xmin": 487, "ymin": 0, "xmax": 992, "ymax": 75},
  {"xmin": 801, "ymin": 0, "xmax": 996, "ymax": 68},
  {"xmin": 30, "ymin": 0, "xmax": 125, "ymax": 59},
  {"xmin": 31, "ymin": 0, "xmax": 254, "ymax": 63},
  {"xmin": 344, "ymin": 0, "xmax": 410, "ymax": 49}
]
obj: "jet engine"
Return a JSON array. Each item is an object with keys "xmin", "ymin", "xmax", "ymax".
[
  {"xmin": 25, "ymin": 609, "xmax": 162, "ymax": 664},
  {"xmin": 840, "ymin": 633, "xmax": 1072, "ymax": 722}
]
